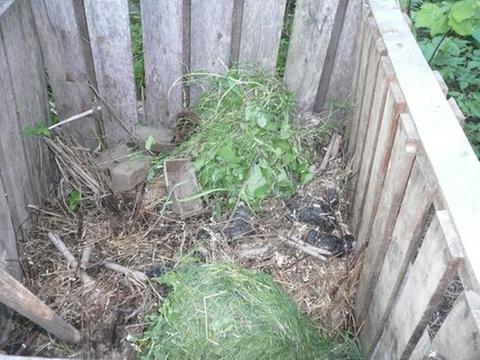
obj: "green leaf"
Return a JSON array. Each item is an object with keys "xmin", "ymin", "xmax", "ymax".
[
  {"xmin": 244, "ymin": 164, "xmax": 269, "ymax": 201},
  {"xmin": 145, "ymin": 135, "xmax": 156, "ymax": 151},
  {"xmin": 450, "ymin": 0, "xmax": 476, "ymax": 23},
  {"xmin": 68, "ymin": 190, "xmax": 80, "ymax": 212},
  {"xmin": 217, "ymin": 146, "xmax": 239, "ymax": 163},
  {"xmin": 23, "ymin": 123, "xmax": 51, "ymax": 138},
  {"xmin": 472, "ymin": 27, "xmax": 480, "ymax": 42},
  {"xmin": 448, "ymin": 16, "xmax": 475, "ymax": 36},
  {"xmin": 256, "ymin": 112, "xmax": 268, "ymax": 128},
  {"xmin": 415, "ymin": 4, "xmax": 449, "ymax": 35}
]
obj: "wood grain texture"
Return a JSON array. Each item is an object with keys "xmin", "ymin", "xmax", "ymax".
[
  {"xmin": 371, "ymin": 210, "xmax": 464, "ymax": 359},
  {"xmin": 283, "ymin": 0, "xmax": 339, "ymax": 114},
  {"xmin": 141, "ymin": 0, "xmax": 183, "ymax": 128},
  {"xmin": 351, "ymin": 56, "xmax": 394, "ymax": 233},
  {"xmin": 31, "ymin": 0, "xmax": 98, "ymax": 149},
  {"xmin": 238, "ymin": 0, "xmax": 287, "ymax": 74},
  {"xmin": 190, "ymin": 0, "xmax": 235, "ymax": 103},
  {"xmin": 410, "ymin": 328, "xmax": 431, "ymax": 360},
  {"xmin": 430, "ymin": 290, "xmax": 480, "ymax": 359},
  {"xmin": 322, "ymin": 0, "xmax": 362, "ymax": 123},
  {"xmin": 361, "ymin": 159, "xmax": 436, "ymax": 355},
  {"xmin": 370, "ymin": 0, "xmax": 480, "ymax": 291},
  {"xmin": 355, "ymin": 113, "xmax": 418, "ymax": 323},
  {"xmin": 0, "ymin": 267, "xmax": 82, "ymax": 344},
  {"xmin": 0, "ymin": 0, "xmax": 51, "ymax": 207},
  {"xmin": 84, "ymin": 0, "xmax": 137, "ymax": 146}
]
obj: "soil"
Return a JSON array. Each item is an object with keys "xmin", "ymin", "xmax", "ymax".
[{"xmin": 2, "ymin": 134, "xmax": 361, "ymax": 359}]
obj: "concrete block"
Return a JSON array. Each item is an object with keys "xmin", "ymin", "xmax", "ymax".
[
  {"xmin": 134, "ymin": 126, "xmax": 175, "ymax": 153},
  {"xmin": 111, "ymin": 158, "xmax": 151, "ymax": 194},
  {"xmin": 96, "ymin": 143, "xmax": 132, "ymax": 170}
]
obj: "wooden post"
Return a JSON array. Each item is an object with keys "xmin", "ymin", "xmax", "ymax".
[{"xmin": 0, "ymin": 267, "xmax": 82, "ymax": 344}]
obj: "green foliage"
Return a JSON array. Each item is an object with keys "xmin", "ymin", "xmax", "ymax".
[
  {"xmin": 276, "ymin": 0, "xmax": 296, "ymax": 76},
  {"xmin": 411, "ymin": 0, "xmax": 480, "ymax": 156},
  {"xmin": 163, "ymin": 68, "xmax": 323, "ymax": 210},
  {"xmin": 139, "ymin": 262, "xmax": 362, "ymax": 360},
  {"xmin": 67, "ymin": 190, "xmax": 81, "ymax": 213},
  {"xmin": 23, "ymin": 123, "xmax": 50, "ymax": 138},
  {"xmin": 129, "ymin": 0, "xmax": 144, "ymax": 95},
  {"xmin": 144, "ymin": 135, "xmax": 155, "ymax": 151}
]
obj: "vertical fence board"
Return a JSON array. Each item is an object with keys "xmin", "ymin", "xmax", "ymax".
[
  {"xmin": 355, "ymin": 113, "xmax": 418, "ymax": 322},
  {"xmin": 361, "ymin": 159, "xmax": 436, "ymax": 355},
  {"xmin": 372, "ymin": 210, "xmax": 464, "ymax": 359},
  {"xmin": 190, "ymin": 0, "xmax": 235, "ymax": 103},
  {"xmin": 430, "ymin": 291, "xmax": 480, "ymax": 359},
  {"xmin": 284, "ymin": 0, "xmax": 339, "ymax": 114},
  {"xmin": 84, "ymin": 0, "xmax": 137, "ymax": 146},
  {"xmin": 351, "ymin": 57, "xmax": 393, "ymax": 233},
  {"xmin": 355, "ymin": 82, "xmax": 405, "ymax": 251},
  {"xmin": 238, "ymin": 0, "xmax": 286, "ymax": 74},
  {"xmin": 31, "ymin": 0, "xmax": 98, "ymax": 149},
  {"xmin": 0, "ymin": 0, "xmax": 50, "ymax": 204},
  {"xmin": 141, "ymin": 0, "xmax": 183, "ymax": 128}
]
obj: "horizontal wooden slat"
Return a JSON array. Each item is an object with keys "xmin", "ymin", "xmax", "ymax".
[
  {"xmin": 370, "ymin": 0, "xmax": 480, "ymax": 290},
  {"xmin": 355, "ymin": 113, "xmax": 418, "ymax": 322},
  {"xmin": 371, "ymin": 210, "xmax": 464, "ymax": 359},
  {"xmin": 141, "ymin": 0, "xmax": 183, "ymax": 128},
  {"xmin": 430, "ymin": 290, "xmax": 480, "ymax": 359},
  {"xmin": 361, "ymin": 159, "xmax": 436, "ymax": 355},
  {"xmin": 84, "ymin": 0, "xmax": 137, "ymax": 146}
]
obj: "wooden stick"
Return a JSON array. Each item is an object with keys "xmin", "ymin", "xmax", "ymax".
[
  {"xmin": 47, "ymin": 233, "xmax": 78, "ymax": 269},
  {"xmin": 319, "ymin": 134, "xmax": 342, "ymax": 172},
  {"xmin": 284, "ymin": 239, "xmax": 330, "ymax": 261},
  {"xmin": 235, "ymin": 245, "xmax": 272, "ymax": 258},
  {"xmin": 47, "ymin": 106, "xmax": 101, "ymax": 131},
  {"xmin": 0, "ymin": 267, "xmax": 82, "ymax": 344},
  {"xmin": 103, "ymin": 262, "xmax": 148, "ymax": 283}
]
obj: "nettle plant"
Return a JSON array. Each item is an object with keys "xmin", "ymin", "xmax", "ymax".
[{"xmin": 412, "ymin": 0, "xmax": 480, "ymax": 156}]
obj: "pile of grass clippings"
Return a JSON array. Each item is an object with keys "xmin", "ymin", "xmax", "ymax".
[
  {"xmin": 139, "ymin": 262, "xmax": 360, "ymax": 360},
  {"xmin": 160, "ymin": 68, "xmax": 326, "ymax": 212}
]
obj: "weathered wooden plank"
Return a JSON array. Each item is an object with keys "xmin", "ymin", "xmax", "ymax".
[
  {"xmin": 284, "ymin": 0, "xmax": 339, "ymax": 115},
  {"xmin": 0, "ymin": 0, "xmax": 51, "ymax": 204},
  {"xmin": 351, "ymin": 57, "xmax": 394, "ymax": 234},
  {"xmin": 31, "ymin": 0, "xmax": 99, "ymax": 149},
  {"xmin": 238, "ymin": 0, "xmax": 286, "ymax": 74},
  {"xmin": 321, "ymin": 0, "xmax": 362, "ymax": 123},
  {"xmin": 370, "ymin": 0, "xmax": 480, "ymax": 290},
  {"xmin": 410, "ymin": 328, "xmax": 431, "ymax": 360},
  {"xmin": 433, "ymin": 70, "xmax": 448, "ymax": 97},
  {"xmin": 447, "ymin": 97, "xmax": 465, "ymax": 126},
  {"xmin": 84, "ymin": 0, "xmax": 137, "ymax": 146},
  {"xmin": 371, "ymin": 210, "xmax": 464, "ymax": 359},
  {"xmin": 141, "ymin": 0, "xmax": 183, "ymax": 128},
  {"xmin": 361, "ymin": 159, "xmax": 436, "ymax": 355},
  {"xmin": 0, "ymin": 267, "xmax": 82, "ymax": 344},
  {"xmin": 354, "ymin": 82, "xmax": 406, "ymax": 250},
  {"xmin": 190, "ymin": 0, "xmax": 235, "ymax": 103},
  {"xmin": 355, "ymin": 113, "xmax": 418, "ymax": 322},
  {"xmin": 430, "ymin": 290, "xmax": 480, "ymax": 359},
  {"xmin": 347, "ymin": 17, "xmax": 373, "ymax": 157}
]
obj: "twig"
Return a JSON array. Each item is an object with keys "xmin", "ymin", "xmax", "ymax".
[
  {"xmin": 103, "ymin": 262, "xmax": 148, "ymax": 283},
  {"xmin": 47, "ymin": 106, "xmax": 101, "ymax": 131},
  {"xmin": 319, "ymin": 134, "xmax": 342, "ymax": 173},
  {"xmin": 235, "ymin": 245, "xmax": 272, "ymax": 258},
  {"xmin": 47, "ymin": 233, "xmax": 78, "ymax": 269},
  {"xmin": 284, "ymin": 239, "xmax": 330, "ymax": 261}
]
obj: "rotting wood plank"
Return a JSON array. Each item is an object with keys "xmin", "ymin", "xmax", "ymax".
[
  {"xmin": 361, "ymin": 158, "xmax": 436, "ymax": 355},
  {"xmin": 141, "ymin": 0, "xmax": 183, "ymax": 128},
  {"xmin": 322, "ymin": 0, "xmax": 362, "ymax": 124},
  {"xmin": 238, "ymin": 0, "xmax": 286, "ymax": 74},
  {"xmin": 354, "ymin": 82, "xmax": 405, "ymax": 252},
  {"xmin": 355, "ymin": 113, "xmax": 418, "ymax": 323},
  {"xmin": 351, "ymin": 56, "xmax": 394, "ymax": 234},
  {"xmin": 0, "ymin": 0, "xmax": 51, "ymax": 204},
  {"xmin": 0, "ymin": 267, "xmax": 82, "ymax": 344},
  {"xmin": 430, "ymin": 290, "xmax": 480, "ymax": 359},
  {"xmin": 371, "ymin": 210, "xmax": 464, "ymax": 359},
  {"xmin": 84, "ymin": 0, "xmax": 137, "ymax": 146},
  {"xmin": 31, "ymin": 0, "xmax": 99, "ymax": 150},
  {"xmin": 283, "ymin": 0, "xmax": 339, "ymax": 115},
  {"xmin": 190, "ymin": 0, "xmax": 235, "ymax": 103},
  {"xmin": 369, "ymin": 0, "xmax": 480, "ymax": 290}
]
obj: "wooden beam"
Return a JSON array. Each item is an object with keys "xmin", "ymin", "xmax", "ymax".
[{"xmin": 0, "ymin": 267, "xmax": 82, "ymax": 344}]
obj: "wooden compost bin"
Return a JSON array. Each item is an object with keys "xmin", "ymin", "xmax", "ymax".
[{"xmin": 0, "ymin": 0, "xmax": 479, "ymax": 359}]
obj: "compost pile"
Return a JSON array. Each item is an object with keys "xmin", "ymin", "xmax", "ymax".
[{"xmin": 4, "ymin": 69, "xmax": 362, "ymax": 359}]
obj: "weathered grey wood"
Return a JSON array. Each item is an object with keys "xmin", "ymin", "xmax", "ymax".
[
  {"xmin": 448, "ymin": 97, "xmax": 465, "ymax": 126},
  {"xmin": 433, "ymin": 70, "xmax": 448, "ymax": 97},
  {"xmin": 0, "ymin": 0, "xmax": 51, "ymax": 205},
  {"xmin": 141, "ymin": 0, "xmax": 183, "ymax": 128},
  {"xmin": 410, "ymin": 328, "xmax": 431, "ymax": 360},
  {"xmin": 371, "ymin": 210, "xmax": 464, "ymax": 359},
  {"xmin": 361, "ymin": 159, "xmax": 436, "ymax": 355},
  {"xmin": 0, "ymin": 0, "xmax": 15, "ymax": 17},
  {"xmin": 354, "ymin": 82, "xmax": 406, "ymax": 254},
  {"xmin": 0, "ymin": 267, "xmax": 82, "ymax": 344},
  {"xmin": 430, "ymin": 291, "xmax": 480, "ymax": 359},
  {"xmin": 31, "ymin": 0, "xmax": 99, "ymax": 149},
  {"xmin": 355, "ymin": 113, "xmax": 418, "ymax": 323},
  {"xmin": 322, "ymin": 0, "xmax": 362, "ymax": 123},
  {"xmin": 238, "ymin": 0, "xmax": 287, "ymax": 74},
  {"xmin": 284, "ymin": 0, "xmax": 339, "ymax": 114},
  {"xmin": 190, "ymin": 0, "xmax": 235, "ymax": 103},
  {"xmin": 370, "ymin": 0, "xmax": 480, "ymax": 290},
  {"xmin": 0, "ymin": 356, "xmax": 76, "ymax": 360},
  {"xmin": 351, "ymin": 57, "xmax": 394, "ymax": 234},
  {"xmin": 84, "ymin": 0, "xmax": 137, "ymax": 146}
]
